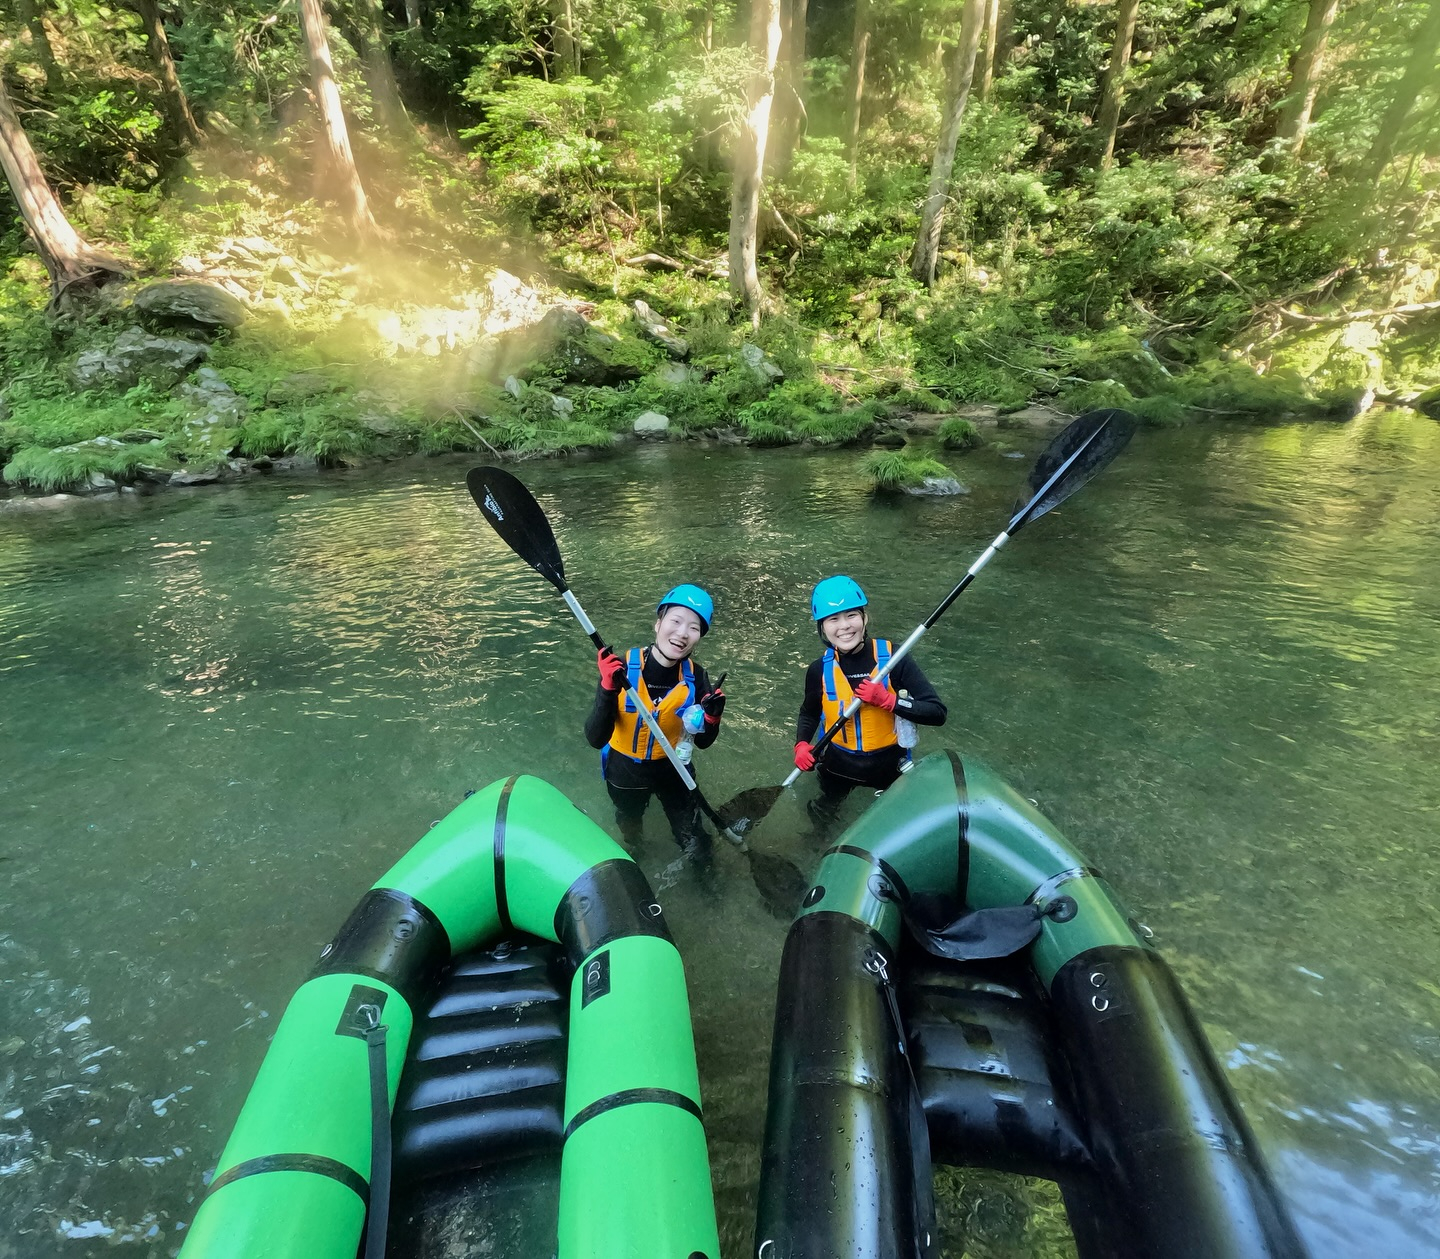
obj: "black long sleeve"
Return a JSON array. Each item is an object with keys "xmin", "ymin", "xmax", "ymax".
[
  {"xmin": 584, "ymin": 649, "xmax": 717, "ymax": 750},
  {"xmin": 795, "ymin": 641, "xmax": 946, "ymax": 743}
]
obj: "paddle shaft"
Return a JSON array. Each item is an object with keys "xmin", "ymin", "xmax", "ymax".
[{"xmin": 784, "ymin": 419, "xmax": 1110, "ymax": 786}]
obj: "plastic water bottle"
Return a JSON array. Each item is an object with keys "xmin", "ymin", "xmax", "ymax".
[{"xmin": 682, "ymin": 705, "xmax": 707, "ymax": 735}]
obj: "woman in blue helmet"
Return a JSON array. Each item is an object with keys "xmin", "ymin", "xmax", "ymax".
[
  {"xmin": 792, "ymin": 575, "xmax": 947, "ymax": 834},
  {"xmin": 584, "ymin": 584, "xmax": 726, "ymax": 853}
]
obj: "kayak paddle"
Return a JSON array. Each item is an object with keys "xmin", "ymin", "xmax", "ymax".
[
  {"xmin": 466, "ymin": 464, "xmax": 747, "ymax": 844},
  {"xmin": 719, "ymin": 408, "xmax": 1140, "ymax": 838}
]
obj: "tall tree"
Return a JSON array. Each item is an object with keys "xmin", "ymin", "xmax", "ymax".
[
  {"xmin": 1275, "ymin": 0, "xmax": 1339, "ymax": 153},
  {"xmin": 1096, "ymin": 0, "xmax": 1140, "ymax": 169},
  {"xmin": 729, "ymin": 0, "xmax": 782, "ymax": 323},
  {"xmin": 1367, "ymin": 1, "xmax": 1440, "ymax": 181},
  {"xmin": 404, "ymin": 0, "xmax": 420, "ymax": 29},
  {"xmin": 548, "ymin": 0, "xmax": 578, "ymax": 76},
  {"xmin": 910, "ymin": 0, "xmax": 986, "ymax": 286},
  {"xmin": 0, "ymin": 74, "xmax": 126, "ymax": 300},
  {"xmin": 16, "ymin": 0, "xmax": 61, "ymax": 94},
  {"xmin": 337, "ymin": 0, "xmax": 407, "ymax": 130},
  {"xmin": 844, "ymin": 0, "xmax": 870, "ymax": 188},
  {"xmin": 771, "ymin": 0, "xmax": 807, "ymax": 171},
  {"xmin": 297, "ymin": 0, "xmax": 376, "ymax": 234},
  {"xmin": 129, "ymin": 0, "xmax": 202, "ymax": 147},
  {"xmin": 979, "ymin": 0, "xmax": 999, "ymax": 100},
  {"xmin": 989, "ymin": 0, "xmax": 1012, "ymax": 88}
]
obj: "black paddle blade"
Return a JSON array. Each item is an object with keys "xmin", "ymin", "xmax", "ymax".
[
  {"xmin": 1010, "ymin": 408, "xmax": 1138, "ymax": 532},
  {"xmin": 745, "ymin": 847, "xmax": 811, "ymax": 921},
  {"xmin": 912, "ymin": 903, "xmax": 1044, "ymax": 962},
  {"xmin": 716, "ymin": 785, "xmax": 785, "ymax": 840},
  {"xmin": 466, "ymin": 466, "xmax": 567, "ymax": 591}
]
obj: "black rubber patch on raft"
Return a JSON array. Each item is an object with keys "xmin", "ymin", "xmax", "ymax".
[
  {"xmin": 563, "ymin": 1087, "xmax": 703, "ymax": 1140},
  {"xmin": 493, "ymin": 775, "xmax": 519, "ymax": 934},
  {"xmin": 555, "ymin": 859, "xmax": 673, "ymax": 969},
  {"xmin": 822, "ymin": 845, "xmax": 913, "ymax": 904},
  {"xmin": 204, "ymin": 1153, "xmax": 369, "ymax": 1205},
  {"xmin": 334, "ymin": 983, "xmax": 389, "ymax": 1039},
  {"xmin": 312, "ymin": 888, "xmax": 450, "ymax": 1010}
]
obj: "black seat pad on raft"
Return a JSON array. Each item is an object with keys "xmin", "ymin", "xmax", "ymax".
[
  {"xmin": 392, "ymin": 938, "xmax": 571, "ymax": 1183},
  {"xmin": 902, "ymin": 952, "xmax": 1092, "ymax": 1182}
]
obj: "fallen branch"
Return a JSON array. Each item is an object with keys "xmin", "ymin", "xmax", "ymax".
[
  {"xmin": 1274, "ymin": 299, "xmax": 1440, "ymax": 327},
  {"xmin": 455, "ymin": 412, "xmax": 502, "ymax": 458},
  {"xmin": 624, "ymin": 252, "xmax": 686, "ymax": 272}
]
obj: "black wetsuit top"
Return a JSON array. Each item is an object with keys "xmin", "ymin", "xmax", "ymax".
[
  {"xmin": 585, "ymin": 648, "xmax": 718, "ymax": 789},
  {"xmin": 795, "ymin": 638, "xmax": 946, "ymax": 787}
]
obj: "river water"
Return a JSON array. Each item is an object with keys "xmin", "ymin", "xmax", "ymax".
[{"xmin": 2, "ymin": 413, "xmax": 1438, "ymax": 1258}]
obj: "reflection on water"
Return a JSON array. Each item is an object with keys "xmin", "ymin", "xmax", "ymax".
[{"xmin": 2, "ymin": 412, "xmax": 1438, "ymax": 1256}]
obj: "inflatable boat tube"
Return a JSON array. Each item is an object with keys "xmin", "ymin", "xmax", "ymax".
[
  {"xmin": 181, "ymin": 774, "xmax": 720, "ymax": 1259},
  {"xmin": 756, "ymin": 751, "xmax": 1305, "ymax": 1259}
]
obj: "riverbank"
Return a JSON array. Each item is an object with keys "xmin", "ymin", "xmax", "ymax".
[{"xmin": 5, "ymin": 145, "xmax": 1439, "ymax": 500}]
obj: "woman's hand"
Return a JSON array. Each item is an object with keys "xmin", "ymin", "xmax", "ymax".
[
  {"xmin": 699, "ymin": 687, "xmax": 726, "ymax": 727},
  {"xmin": 793, "ymin": 741, "xmax": 816, "ymax": 772},
  {"xmin": 854, "ymin": 679, "xmax": 896, "ymax": 712},
  {"xmin": 597, "ymin": 647, "xmax": 626, "ymax": 692}
]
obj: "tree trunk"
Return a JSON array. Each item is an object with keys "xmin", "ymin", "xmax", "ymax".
[
  {"xmin": 990, "ymin": 0, "xmax": 1012, "ymax": 86},
  {"xmin": 910, "ymin": 0, "xmax": 986, "ymax": 286},
  {"xmin": 0, "ymin": 75, "xmax": 126, "ymax": 300},
  {"xmin": 298, "ymin": 0, "xmax": 376, "ymax": 234},
  {"xmin": 1096, "ymin": 0, "xmax": 1140, "ymax": 169},
  {"xmin": 129, "ymin": 0, "xmax": 203, "ymax": 146},
  {"xmin": 1368, "ymin": 1, "xmax": 1440, "ymax": 181},
  {"xmin": 979, "ymin": 0, "xmax": 999, "ymax": 100},
  {"xmin": 845, "ymin": 0, "xmax": 870, "ymax": 188},
  {"xmin": 350, "ymin": 0, "xmax": 407, "ymax": 129},
  {"xmin": 16, "ymin": 0, "xmax": 63, "ymax": 94},
  {"xmin": 1275, "ymin": 0, "xmax": 1339, "ymax": 154},
  {"xmin": 728, "ymin": 0, "xmax": 782, "ymax": 324},
  {"xmin": 404, "ymin": 0, "xmax": 420, "ymax": 29},
  {"xmin": 770, "ymin": 0, "xmax": 806, "ymax": 172},
  {"xmin": 548, "ymin": 0, "xmax": 578, "ymax": 76}
]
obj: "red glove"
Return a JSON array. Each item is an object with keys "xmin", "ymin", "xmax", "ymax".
[
  {"xmin": 597, "ymin": 647, "xmax": 626, "ymax": 692},
  {"xmin": 793, "ymin": 741, "xmax": 816, "ymax": 772},
  {"xmin": 854, "ymin": 678, "xmax": 897, "ymax": 712}
]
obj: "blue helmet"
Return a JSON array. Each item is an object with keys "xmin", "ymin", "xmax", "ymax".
[
  {"xmin": 811, "ymin": 575, "xmax": 868, "ymax": 622},
  {"xmin": 657, "ymin": 584, "xmax": 713, "ymax": 634}
]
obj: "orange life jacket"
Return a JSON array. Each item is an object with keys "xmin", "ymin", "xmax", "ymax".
[
  {"xmin": 607, "ymin": 647, "xmax": 698, "ymax": 762},
  {"xmin": 821, "ymin": 638, "xmax": 898, "ymax": 754}
]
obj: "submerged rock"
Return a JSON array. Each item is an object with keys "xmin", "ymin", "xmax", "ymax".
[
  {"xmin": 904, "ymin": 476, "xmax": 969, "ymax": 497},
  {"xmin": 169, "ymin": 466, "xmax": 224, "ymax": 487},
  {"xmin": 871, "ymin": 430, "xmax": 907, "ymax": 449},
  {"xmin": 633, "ymin": 410, "xmax": 671, "ymax": 436}
]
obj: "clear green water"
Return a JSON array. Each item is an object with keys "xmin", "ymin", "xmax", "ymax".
[{"xmin": 2, "ymin": 413, "xmax": 1438, "ymax": 1258}]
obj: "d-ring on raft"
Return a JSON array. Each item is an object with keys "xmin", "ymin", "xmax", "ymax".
[{"xmin": 180, "ymin": 774, "xmax": 721, "ymax": 1259}]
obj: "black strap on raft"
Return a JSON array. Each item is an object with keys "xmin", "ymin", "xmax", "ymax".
[
  {"xmin": 864, "ymin": 950, "xmax": 937, "ymax": 1259},
  {"xmin": 358, "ymin": 1003, "xmax": 392, "ymax": 1259}
]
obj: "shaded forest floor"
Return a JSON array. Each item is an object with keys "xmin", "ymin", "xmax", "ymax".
[{"xmin": 3, "ymin": 133, "xmax": 1439, "ymax": 496}]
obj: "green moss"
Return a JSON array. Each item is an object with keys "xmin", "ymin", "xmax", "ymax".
[
  {"xmin": 939, "ymin": 417, "xmax": 982, "ymax": 450},
  {"xmin": 3, "ymin": 439, "xmax": 160, "ymax": 491},
  {"xmin": 1062, "ymin": 379, "xmax": 1137, "ymax": 412},
  {"xmin": 889, "ymin": 386, "xmax": 949, "ymax": 413},
  {"xmin": 861, "ymin": 449, "xmax": 951, "ymax": 491}
]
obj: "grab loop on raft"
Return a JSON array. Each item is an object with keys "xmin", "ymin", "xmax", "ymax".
[{"xmin": 359, "ymin": 1002, "xmax": 392, "ymax": 1259}]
